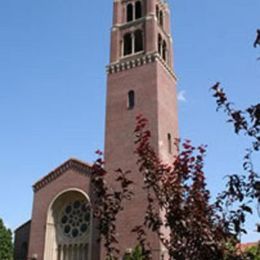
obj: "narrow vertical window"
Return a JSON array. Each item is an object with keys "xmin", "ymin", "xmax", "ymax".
[
  {"xmin": 135, "ymin": 1, "xmax": 142, "ymax": 19},
  {"xmin": 134, "ymin": 30, "xmax": 143, "ymax": 52},
  {"xmin": 158, "ymin": 34, "xmax": 162, "ymax": 55},
  {"xmin": 128, "ymin": 90, "xmax": 135, "ymax": 109},
  {"xmin": 159, "ymin": 10, "xmax": 164, "ymax": 27},
  {"xmin": 120, "ymin": 40, "xmax": 123, "ymax": 56},
  {"xmin": 162, "ymin": 40, "xmax": 167, "ymax": 61},
  {"xmin": 124, "ymin": 33, "xmax": 132, "ymax": 56},
  {"xmin": 156, "ymin": 5, "xmax": 159, "ymax": 19},
  {"xmin": 127, "ymin": 3, "xmax": 134, "ymax": 22},
  {"xmin": 167, "ymin": 133, "xmax": 172, "ymax": 154}
]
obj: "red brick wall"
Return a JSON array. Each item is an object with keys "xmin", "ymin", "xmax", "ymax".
[
  {"xmin": 28, "ymin": 168, "xmax": 100, "ymax": 260},
  {"xmin": 104, "ymin": 1, "xmax": 178, "ymax": 258},
  {"xmin": 104, "ymin": 59, "xmax": 178, "ymax": 258},
  {"xmin": 14, "ymin": 221, "xmax": 31, "ymax": 260}
]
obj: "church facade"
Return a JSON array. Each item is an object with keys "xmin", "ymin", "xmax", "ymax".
[{"xmin": 14, "ymin": 0, "xmax": 178, "ymax": 259}]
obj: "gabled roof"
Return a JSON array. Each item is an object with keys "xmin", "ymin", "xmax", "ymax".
[
  {"xmin": 33, "ymin": 158, "xmax": 93, "ymax": 192},
  {"xmin": 15, "ymin": 220, "xmax": 31, "ymax": 233}
]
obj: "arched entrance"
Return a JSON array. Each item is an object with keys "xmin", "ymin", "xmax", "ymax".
[{"xmin": 44, "ymin": 189, "xmax": 92, "ymax": 260}]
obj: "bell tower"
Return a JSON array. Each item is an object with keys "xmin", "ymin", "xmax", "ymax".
[{"xmin": 104, "ymin": 0, "xmax": 178, "ymax": 258}]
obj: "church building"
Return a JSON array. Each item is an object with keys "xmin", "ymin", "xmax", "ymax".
[{"xmin": 14, "ymin": 0, "xmax": 178, "ymax": 259}]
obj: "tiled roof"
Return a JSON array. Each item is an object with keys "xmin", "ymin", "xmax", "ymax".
[{"xmin": 238, "ymin": 242, "xmax": 259, "ymax": 252}]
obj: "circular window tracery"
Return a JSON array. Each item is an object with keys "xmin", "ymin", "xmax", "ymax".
[{"xmin": 59, "ymin": 200, "xmax": 91, "ymax": 239}]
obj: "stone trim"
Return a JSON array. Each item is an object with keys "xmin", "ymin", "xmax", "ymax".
[
  {"xmin": 112, "ymin": 16, "xmax": 146, "ymax": 31},
  {"xmin": 107, "ymin": 52, "xmax": 177, "ymax": 80},
  {"xmin": 33, "ymin": 159, "xmax": 93, "ymax": 192}
]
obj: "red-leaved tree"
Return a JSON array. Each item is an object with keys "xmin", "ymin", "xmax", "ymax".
[{"xmin": 90, "ymin": 31, "xmax": 259, "ymax": 260}]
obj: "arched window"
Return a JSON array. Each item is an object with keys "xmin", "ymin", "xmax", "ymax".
[
  {"xmin": 44, "ymin": 191, "xmax": 91, "ymax": 260},
  {"xmin": 135, "ymin": 1, "xmax": 142, "ymax": 19},
  {"xmin": 167, "ymin": 133, "xmax": 172, "ymax": 154},
  {"xmin": 156, "ymin": 5, "xmax": 159, "ymax": 19},
  {"xmin": 162, "ymin": 40, "xmax": 167, "ymax": 61},
  {"xmin": 128, "ymin": 90, "xmax": 135, "ymax": 109},
  {"xmin": 127, "ymin": 3, "xmax": 134, "ymax": 22},
  {"xmin": 158, "ymin": 34, "xmax": 162, "ymax": 55},
  {"xmin": 134, "ymin": 30, "xmax": 143, "ymax": 53},
  {"xmin": 159, "ymin": 10, "xmax": 164, "ymax": 27},
  {"xmin": 124, "ymin": 33, "xmax": 132, "ymax": 56}
]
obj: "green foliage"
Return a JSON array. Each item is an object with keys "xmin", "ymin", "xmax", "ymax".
[
  {"xmin": 123, "ymin": 246, "xmax": 145, "ymax": 260},
  {"xmin": 245, "ymin": 245, "xmax": 260, "ymax": 260},
  {"xmin": 0, "ymin": 218, "xmax": 13, "ymax": 260}
]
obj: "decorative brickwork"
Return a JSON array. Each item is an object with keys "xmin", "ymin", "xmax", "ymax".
[
  {"xmin": 104, "ymin": 0, "xmax": 178, "ymax": 258},
  {"xmin": 107, "ymin": 51, "xmax": 177, "ymax": 80},
  {"xmin": 14, "ymin": 1, "xmax": 178, "ymax": 259},
  {"xmin": 33, "ymin": 159, "xmax": 92, "ymax": 192}
]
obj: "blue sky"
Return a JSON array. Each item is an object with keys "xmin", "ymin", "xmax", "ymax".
[{"xmin": 0, "ymin": 0, "xmax": 259, "ymax": 242}]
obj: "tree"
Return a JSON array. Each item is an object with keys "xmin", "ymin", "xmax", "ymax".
[
  {"xmin": 0, "ymin": 218, "xmax": 13, "ymax": 260},
  {"xmin": 245, "ymin": 244, "xmax": 260, "ymax": 260},
  {"xmin": 91, "ymin": 31, "xmax": 259, "ymax": 260},
  {"xmin": 92, "ymin": 115, "xmax": 257, "ymax": 259},
  {"xmin": 132, "ymin": 117, "xmax": 226, "ymax": 260},
  {"xmin": 91, "ymin": 151, "xmax": 134, "ymax": 259},
  {"xmin": 254, "ymin": 29, "xmax": 260, "ymax": 48}
]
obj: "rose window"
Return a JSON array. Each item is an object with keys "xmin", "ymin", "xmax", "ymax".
[{"xmin": 59, "ymin": 200, "xmax": 91, "ymax": 239}]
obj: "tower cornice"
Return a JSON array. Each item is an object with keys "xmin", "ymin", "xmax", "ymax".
[{"xmin": 107, "ymin": 51, "xmax": 177, "ymax": 81}]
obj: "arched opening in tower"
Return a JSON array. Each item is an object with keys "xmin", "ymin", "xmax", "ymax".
[
  {"xmin": 135, "ymin": 1, "xmax": 142, "ymax": 19},
  {"xmin": 158, "ymin": 34, "xmax": 162, "ymax": 55},
  {"xmin": 124, "ymin": 33, "xmax": 132, "ymax": 55},
  {"xmin": 159, "ymin": 10, "xmax": 164, "ymax": 27},
  {"xmin": 156, "ymin": 5, "xmax": 159, "ymax": 19},
  {"xmin": 127, "ymin": 3, "xmax": 133, "ymax": 22},
  {"xmin": 162, "ymin": 40, "xmax": 167, "ymax": 61},
  {"xmin": 134, "ymin": 30, "xmax": 143, "ymax": 53}
]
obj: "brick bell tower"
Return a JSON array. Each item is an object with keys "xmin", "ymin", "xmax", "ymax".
[{"xmin": 104, "ymin": 0, "xmax": 178, "ymax": 258}]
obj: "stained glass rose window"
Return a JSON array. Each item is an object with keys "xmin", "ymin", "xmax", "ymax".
[{"xmin": 59, "ymin": 200, "xmax": 91, "ymax": 239}]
